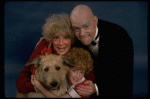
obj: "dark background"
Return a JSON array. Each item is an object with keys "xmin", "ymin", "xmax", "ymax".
[{"xmin": 4, "ymin": 1, "xmax": 148, "ymax": 98}]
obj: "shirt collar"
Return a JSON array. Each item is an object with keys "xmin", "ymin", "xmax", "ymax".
[
  {"xmin": 93, "ymin": 26, "xmax": 98, "ymax": 41},
  {"xmin": 77, "ymin": 77, "xmax": 85, "ymax": 84},
  {"xmin": 72, "ymin": 77, "xmax": 85, "ymax": 86},
  {"xmin": 93, "ymin": 26, "xmax": 99, "ymax": 44}
]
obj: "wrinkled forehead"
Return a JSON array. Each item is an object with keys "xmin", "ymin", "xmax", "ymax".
[
  {"xmin": 71, "ymin": 14, "xmax": 92, "ymax": 28},
  {"xmin": 40, "ymin": 55, "xmax": 62, "ymax": 66}
]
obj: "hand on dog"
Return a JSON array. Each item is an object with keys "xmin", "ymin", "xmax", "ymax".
[
  {"xmin": 31, "ymin": 75, "xmax": 40, "ymax": 92},
  {"xmin": 76, "ymin": 80, "xmax": 96, "ymax": 96}
]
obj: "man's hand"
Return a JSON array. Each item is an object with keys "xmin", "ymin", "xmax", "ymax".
[{"xmin": 76, "ymin": 80, "xmax": 96, "ymax": 96}]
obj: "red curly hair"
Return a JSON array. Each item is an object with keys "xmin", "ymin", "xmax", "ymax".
[{"xmin": 63, "ymin": 47, "xmax": 93, "ymax": 74}]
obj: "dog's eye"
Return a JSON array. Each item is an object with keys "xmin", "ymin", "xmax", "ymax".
[
  {"xmin": 44, "ymin": 67, "xmax": 49, "ymax": 72},
  {"xmin": 56, "ymin": 66, "xmax": 60, "ymax": 70}
]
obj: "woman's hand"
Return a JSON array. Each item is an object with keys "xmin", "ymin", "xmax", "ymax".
[{"xmin": 31, "ymin": 75, "xmax": 35, "ymax": 85}]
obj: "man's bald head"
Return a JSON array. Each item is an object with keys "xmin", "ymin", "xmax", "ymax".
[
  {"xmin": 70, "ymin": 5, "xmax": 94, "ymax": 20},
  {"xmin": 70, "ymin": 5, "xmax": 98, "ymax": 45}
]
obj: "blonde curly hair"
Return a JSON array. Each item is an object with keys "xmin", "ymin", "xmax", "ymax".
[
  {"xmin": 42, "ymin": 13, "xmax": 74, "ymax": 44},
  {"xmin": 64, "ymin": 47, "xmax": 93, "ymax": 74}
]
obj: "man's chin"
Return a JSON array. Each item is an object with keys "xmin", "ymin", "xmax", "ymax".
[{"xmin": 81, "ymin": 41, "xmax": 91, "ymax": 45}]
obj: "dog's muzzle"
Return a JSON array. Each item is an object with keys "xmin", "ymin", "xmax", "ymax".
[{"xmin": 50, "ymin": 81, "xmax": 60, "ymax": 90}]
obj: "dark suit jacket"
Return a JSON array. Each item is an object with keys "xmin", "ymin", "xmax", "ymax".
[{"xmin": 74, "ymin": 19, "xmax": 134, "ymax": 97}]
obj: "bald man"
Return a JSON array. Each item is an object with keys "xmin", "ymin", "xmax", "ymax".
[{"xmin": 70, "ymin": 5, "xmax": 133, "ymax": 97}]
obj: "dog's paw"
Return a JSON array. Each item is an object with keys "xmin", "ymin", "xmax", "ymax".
[{"xmin": 27, "ymin": 92, "xmax": 45, "ymax": 98}]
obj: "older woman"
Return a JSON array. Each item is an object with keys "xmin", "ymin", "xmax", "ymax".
[{"xmin": 16, "ymin": 13, "xmax": 74, "ymax": 94}]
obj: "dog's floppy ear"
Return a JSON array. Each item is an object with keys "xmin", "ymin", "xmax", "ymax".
[
  {"xmin": 61, "ymin": 56, "xmax": 76, "ymax": 67},
  {"xmin": 25, "ymin": 57, "xmax": 41, "ymax": 68}
]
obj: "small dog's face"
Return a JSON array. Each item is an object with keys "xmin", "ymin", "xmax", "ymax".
[{"xmin": 26, "ymin": 54, "xmax": 76, "ymax": 91}]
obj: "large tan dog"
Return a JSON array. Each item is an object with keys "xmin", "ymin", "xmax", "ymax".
[{"xmin": 16, "ymin": 54, "xmax": 76, "ymax": 98}]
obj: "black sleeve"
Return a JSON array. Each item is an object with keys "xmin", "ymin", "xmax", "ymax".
[{"xmin": 94, "ymin": 25, "xmax": 134, "ymax": 98}]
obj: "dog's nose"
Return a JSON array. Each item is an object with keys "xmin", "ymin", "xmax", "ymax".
[{"xmin": 50, "ymin": 81, "xmax": 58, "ymax": 87}]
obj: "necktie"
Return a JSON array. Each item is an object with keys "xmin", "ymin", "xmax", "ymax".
[{"xmin": 91, "ymin": 41, "xmax": 97, "ymax": 46}]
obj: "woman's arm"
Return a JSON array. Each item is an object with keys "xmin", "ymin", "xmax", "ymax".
[
  {"xmin": 16, "ymin": 65, "xmax": 35, "ymax": 94},
  {"xmin": 59, "ymin": 94, "xmax": 71, "ymax": 98},
  {"xmin": 35, "ymin": 37, "xmax": 45, "ymax": 49},
  {"xmin": 16, "ymin": 38, "xmax": 50, "ymax": 94}
]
